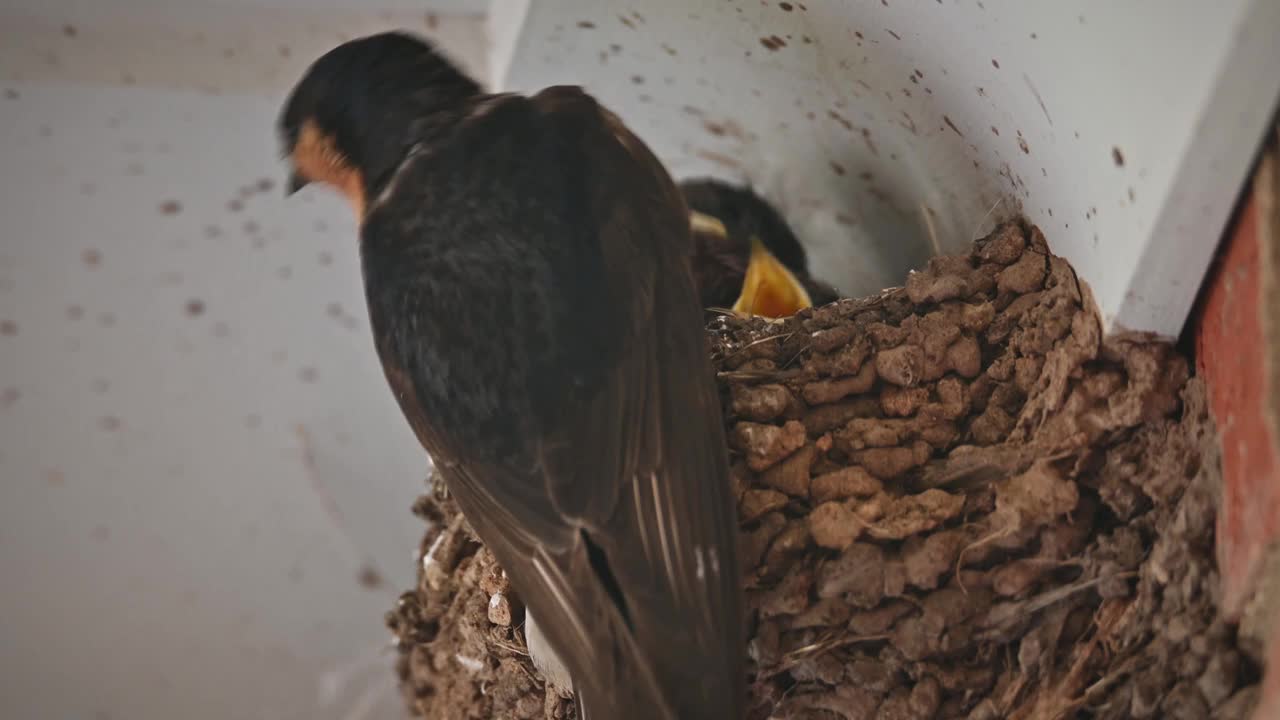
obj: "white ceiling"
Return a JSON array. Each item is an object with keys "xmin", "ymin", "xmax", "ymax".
[{"xmin": 501, "ymin": 0, "xmax": 1280, "ymax": 336}]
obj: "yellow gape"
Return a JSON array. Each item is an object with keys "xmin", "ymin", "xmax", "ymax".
[
  {"xmin": 732, "ymin": 236, "xmax": 813, "ymax": 319},
  {"xmin": 690, "ymin": 210, "xmax": 729, "ymax": 238}
]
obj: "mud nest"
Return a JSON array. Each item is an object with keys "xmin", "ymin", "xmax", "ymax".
[{"xmin": 385, "ymin": 221, "xmax": 1263, "ymax": 719}]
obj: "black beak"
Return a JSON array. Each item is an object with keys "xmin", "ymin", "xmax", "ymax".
[{"xmin": 286, "ymin": 170, "xmax": 308, "ymax": 196}]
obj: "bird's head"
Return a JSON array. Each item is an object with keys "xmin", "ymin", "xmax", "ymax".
[
  {"xmin": 277, "ymin": 31, "xmax": 481, "ymax": 215},
  {"xmin": 683, "ymin": 179, "xmax": 841, "ymax": 319}
]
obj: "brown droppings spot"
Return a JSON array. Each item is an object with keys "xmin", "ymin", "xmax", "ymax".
[
  {"xmin": 185, "ymin": 299, "xmax": 205, "ymax": 317},
  {"xmin": 695, "ymin": 149, "xmax": 741, "ymax": 170},
  {"xmin": 67, "ymin": 305, "xmax": 84, "ymax": 320},
  {"xmin": 662, "ymin": 43, "xmax": 677, "ymax": 56},
  {"xmin": 99, "ymin": 415, "xmax": 122, "ymax": 432},
  {"xmin": 943, "ymin": 115, "xmax": 964, "ymax": 137},
  {"xmin": 991, "ymin": 58, "xmax": 1000, "ymax": 68},
  {"xmin": 630, "ymin": 75, "xmax": 644, "ymax": 85},
  {"xmin": 278, "ymin": 44, "xmax": 291, "ymax": 58},
  {"xmin": 298, "ymin": 367, "xmax": 318, "ymax": 383},
  {"xmin": 82, "ymin": 248, "xmax": 102, "ymax": 267},
  {"xmin": 991, "ymin": 126, "xmax": 1000, "ymax": 136},
  {"xmin": 228, "ymin": 199, "xmax": 245, "ymax": 213},
  {"xmin": 1018, "ymin": 137, "xmax": 1030, "ymax": 154},
  {"xmin": 358, "ymin": 564, "xmax": 385, "ymax": 589},
  {"xmin": 62, "ymin": 24, "xmax": 78, "ymax": 37},
  {"xmin": 830, "ymin": 161, "xmax": 846, "ymax": 176},
  {"xmin": 860, "ymin": 127, "xmax": 879, "ymax": 156},
  {"xmin": 779, "ymin": 1, "xmax": 794, "ymax": 9},
  {"xmin": 1128, "ymin": 187, "xmax": 1136, "ymax": 203},
  {"xmin": 760, "ymin": 35, "xmax": 786, "ymax": 50},
  {"xmin": 3, "ymin": 89, "xmax": 18, "ymax": 100},
  {"xmin": 0, "ymin": 320, "xmax": 16, "ymax": 336},
  {"xmin": 255, "ymin": 177, "xmax": 275, "ymax": 193},
  {"xmin": 854, "ymin": 30, "xmax": 864, "ymax": 39},
  {"xmin": 576, "ymin": 20, "xmax": 595, "ymax": 28},
  {"xmin": 1112, "ymin": 146, "xmax": 1125, "ymax": 167},
  {"xmin": 886, "ymin": 29, "xmax": 902, "ymax": 40},
  {"xmin": 159, "ymin": 200, "xmax": 182, "ymax": 215},
  {"xmin": 425, "ymin": 12, "xmax": 439, "ymax": 29}
]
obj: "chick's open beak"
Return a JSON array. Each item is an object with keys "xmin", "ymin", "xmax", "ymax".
[{"xmin": 732, "ymin": 236, "xmax": 813, "ymax": 319}]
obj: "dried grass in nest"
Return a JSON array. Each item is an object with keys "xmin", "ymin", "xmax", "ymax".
[{"xmin": 385, "ymin": 221, "xmax": 1262, "ymax": 720}]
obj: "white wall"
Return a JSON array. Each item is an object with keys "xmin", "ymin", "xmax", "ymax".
[
  {"xmin": 498, "ymin": 0, "xmax": 1280, "ymax": 337},
  {"xmin": 0, "ymin": 5, "xmax": 487, "ymax": 720}
]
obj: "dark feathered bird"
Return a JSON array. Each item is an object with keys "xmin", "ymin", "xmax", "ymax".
[
  {"xmin": 278, "ymin": 32, "xmax": 743, "ymax": 720},
  {"xmin": 681, "ymin": 178, "xmax": 841, "ymax": 318}
]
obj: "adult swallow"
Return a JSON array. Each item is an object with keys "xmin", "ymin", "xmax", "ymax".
[
  {"xmin": 278, "ymin": 32, "xmax": 743, "ymax": 720},
  {"xmin": 681, "ymin": 178, "xmax": 840, "ymax": 318}
]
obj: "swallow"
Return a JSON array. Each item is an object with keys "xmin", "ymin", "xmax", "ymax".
[
  {"xmin": 681, "ymin": 178, "xmax": 841, "ymax": 318},
  {"xmin": 279, "ymin": 32, "xmax": 744, "ymax": 720}
]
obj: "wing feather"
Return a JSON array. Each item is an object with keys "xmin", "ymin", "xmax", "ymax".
[{"xmin": 365, "ymin": 86, "xmax": 742, "ymax": 720}]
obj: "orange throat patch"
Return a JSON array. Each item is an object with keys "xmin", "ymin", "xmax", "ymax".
[{"xmin": 292, "ymin": 119, "xmax": 366, "ymax": 216}]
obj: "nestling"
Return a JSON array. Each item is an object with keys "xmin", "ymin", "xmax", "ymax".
[{"xmin": 682, "ymin": 178, "xmax": 841, "ymax": 319}]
